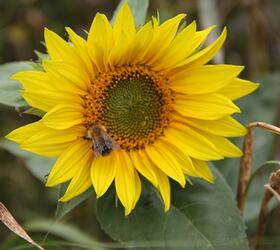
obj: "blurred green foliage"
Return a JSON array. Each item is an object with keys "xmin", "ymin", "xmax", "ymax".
[{"xmin": 1, "ymin": 0, "xmax": 280, "ymax": 249}]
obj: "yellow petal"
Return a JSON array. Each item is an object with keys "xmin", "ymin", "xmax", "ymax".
[
  {"xmin": 133, "ymin": 171, "xmax": 141, "ymax": 209},
  {"xmin": 174, "ymin": 115, "xmax": 247, "ymax": 137},
  {"xmin": 145, "ymin": 141, "xmax": 186, "ymax": 187},
  {"xmin": 110, "ymin": 3, "xmax": 138, "ymax": 65},
  {"xmin": 158, "ymin": 139, "xmax": 199, "ymax": 177},
  {"xmin": 66, "ymin": 27, "xmax": 96, "ymax": 80},
  {"xmin": 167, "ymin": 25, "xmax": 216, "ymax": 76},
  {"xmin": 170, "ymin": 65, "xmax": 244, "ymax": 94},
  {"xmin": 6, "ymin": 121, "xmax": 44, "ymax": 144},
  {"xmin": 11, "ymin": 71, "xmax": 56, "ymax": 92},
  {"xmin": 198, "ymin": 132, "xmax": 243, "ymax": 158},
  {"xmin": 20, "ymin": 125, "xmax": 86, "ymax": 157},
  {"xmin": 191, "ymin": 25, "xmax": 216, "ymax": 51},
  {"xmin": 153, "ymin": 168, "xmax": 170, "ymax": 212},
  {"xmin": 46, "ymin": 139, "xmax": 92, "ymax": 186},
  {"xmin": 191, "ymin": 159, "xmax": 214, "ymax": 183},
  {"xmin": 132, "ymin": 17, "xmax": 159, "ymax": 63},
  {"xmin": 164, "ymin": 124, "xmax": 222, "ymax": 160},
  {"xmin": 44, "ymin": 28, "xmax": 84, "ymax": 67},
  {"xmin": 21, "ymin": 91, "xmax": 53, "ymax": 112},
  {"xmin": 136, "ymin": 150, "xmax": 171, "ymax": 212},
  {"xmin": 153, "ymin": 21, "xmax": 197, "ymax": 70},
  {"xmin": 113, "ymin": 2, "xmax": 135, "ymax": 36},
  {"xmin": 109, "ymin": 32, "xmax": 130, "ymax": 67},
  {"xmin": 144, "ymin": 14, "xmax": 186, "ymax": 64},
  {"xmin": 173, "ymin": 93, "xmax": 240, "ymax": 120},
  {"xmin": 219, "ymin": 78, "xmax": 259, "ymax": 100},
  {"xmin": 115, "ymin": 150, "xmax": 140, "ymax": 215},
  {"xmin": 42, "ymin": 104, "xmax": 85, "ymax": 130},
  {"xmin": 130, "ymin": 150, "xmax": 158, "ymax": 186},
  {"xmin": 21, "ymin": 90, "xmax": 82, "ymax": 112},
  {"xmin": 87, "ymin": 13, "xmax": 113, "ymax": 72},
  {"xmin": 43, "ymin": 60, "xmax": 89, "ymax": 93},
  {"xmin": 59, "ymin": 149, "xmax": 93, "ymax": 202},
  {"xmin": 130, "ymin": 21, "xmax": 153, "ymax": 64},
  {"xmin": 177, "ymin": 27, "xmax": 227, "ymax": 69},
  {"xmin": 90, "ymin": 151, "xmax": 117, "ymax": 198}
]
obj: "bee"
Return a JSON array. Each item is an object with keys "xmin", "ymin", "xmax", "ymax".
[{"xmin": 85, "ymin": 123, "xmax": 119, "ymax": 156}]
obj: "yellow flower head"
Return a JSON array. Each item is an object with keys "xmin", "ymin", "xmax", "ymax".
[{"xmin": 7, "ymin": 3, "xmax": 258, "ymax": 215}]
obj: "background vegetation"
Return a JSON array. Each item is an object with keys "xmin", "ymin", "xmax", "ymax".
[{"xmin": 0, "ymin": 0, "xmax": 280, "ymax": 249}]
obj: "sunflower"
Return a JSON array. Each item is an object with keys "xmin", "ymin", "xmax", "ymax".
[{"xmin": 6, "ymin": 3, "xmax": 258, "ymax": 215}]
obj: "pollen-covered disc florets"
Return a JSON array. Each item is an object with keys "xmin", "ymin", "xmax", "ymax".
[{"xmin": 84, "ymin": 65, "xmax": 173, "ymax": 151}]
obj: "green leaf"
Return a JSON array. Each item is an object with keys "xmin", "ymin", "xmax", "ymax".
[
  {"xmin": 0, "ymin": 61, "xmax": 34, "ymax": 107},
  {"xmin": 34, "ymin": 50, "xmax": 50, "ymax": 61},
  {"xmin": 96, "ymin": 166, "xmax": 248, "ymax": 250},
  {"xmin": 23, "ymin": 108, "xmax": 46, "ymax": 117},
  {"xmin": 25, "ymin": 219, "xmax": 109, "ymax": 250},
  {"xmin": 112, "ymin": 0, "xmax": 149, "ymax": 27},
  {"xmin": 0, "ymin": 140, "xmax": 54, "ymax": 182},
  {"xmin": 56, "ymin": 185, "xmax": 93, "ymax": 220}
]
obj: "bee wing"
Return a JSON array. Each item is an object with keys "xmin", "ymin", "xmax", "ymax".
[{"xmin": 103, "ymin": 134, "xmax": 120, "ymax": 150}]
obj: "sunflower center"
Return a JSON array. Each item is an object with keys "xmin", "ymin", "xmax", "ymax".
[{"xmin": 84, "ymin": 65, "xmax": 173, "ymax": 151}]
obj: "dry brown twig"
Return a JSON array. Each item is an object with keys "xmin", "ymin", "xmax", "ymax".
[
  {"xmin": 0, "ymin": 201, "xmax": 44, "ymax": 250},
  {"xmin": 236, "ymin": 125, "xmax": 253, "ymax": 213},
  {"xmin": 236, "ymin": 122, "xmax": 280, "ymax": 214},
  {"xmin": 235, "ymin": 122, "xmax": 280, "ymax": 249},
  {"xmin": 254, "ymin": 170, "xmax": 280, "ymax": 250}
]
